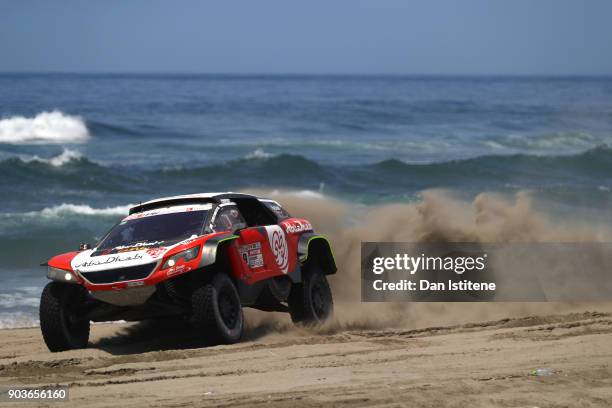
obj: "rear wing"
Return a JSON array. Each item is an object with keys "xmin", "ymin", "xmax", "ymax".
[{"xmin": 129, "ymin": 197, "xmax": 218, "ymax": 215}]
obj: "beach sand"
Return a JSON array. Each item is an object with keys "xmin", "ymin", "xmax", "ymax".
[{"xmin": 1, "ymin": 310, "xmax": 611, "ymax": 407}]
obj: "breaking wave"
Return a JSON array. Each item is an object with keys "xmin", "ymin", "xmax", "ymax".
[
  {"xmin": 244, "ymin": 148, "xmax": 277, "ymax": 160},
  {"xmin": 0, "ymin": 292, "xmax": 40, "ymax": 309},
  {"xmin": 0, "ymin": 150, "xmax": 134, "ymax": 195},
  {"xmin": 0, "ymin": 204, "xmax": 130, "ymax": 236},
  {"xmin": 0, "ymin": 111, "xmax": 90, "ymax": 144},
  {"xmin": 267, "ymin": 189, "xmax": 326, "ymax": 200},
  {"xmin": 0, "ymin": 312, "xmax": 39, "ymax": 329},
  {"xmin": 486, "ymin": 132, "xmax": 601, "ymax": 151},
  {"xmin": 31, "ymin": 203, "xmax": 132, "ymax": 218},
  {"xmin": 1, "ymin": 146, "xmax": 611, "ymax": 205},
  {"xmin": 17, "ymin": 148, "xmax": 84, "ymax": 167},
  {"xmin": 153, "ymin": 146, "xmax": 612, "ymax": 202}
]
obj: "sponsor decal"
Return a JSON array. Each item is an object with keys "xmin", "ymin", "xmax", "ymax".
[
  {"xmin": 166, "ymin": 264, "xmax": 191, "ymax": 277},
  {"xmin": 92, "ymin": 241, "xmax": 166, "ymax": 256},
  {"xmin": 123, "ymin": 204, "xmax": 211, "ymax": 222},
  {"xmin": 76, "ymin": 253, "xmax": 143, "ymax": 268},
  {"xmin": 265, "ymin": 226, "xmax": 289, "ymax": 274},
  {"xmin": 116, "ymin": 246, "xmax": 151, "ymax": 253},
  {"xmin": 146, "ymin": 247, "xmax": 166, "ymax": 258},
  {"xmin": 282, "ymin": 219, "xmax": 313, "ymax": 234},
  {"xmin": 178, "ymin": 236, "xmax": 200, "ymax": 246},
  {"xmin": 239, "ymin": 242, "xmax": 264, "ymax": 269},
  {"xmin": 115, "ymin": 241, "xmax": 164, "ymax": 250}
]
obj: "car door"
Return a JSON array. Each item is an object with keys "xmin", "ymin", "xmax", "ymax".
[{"xmin": 211, "ymin": 205, "xmax": 272, "ymax": 283}]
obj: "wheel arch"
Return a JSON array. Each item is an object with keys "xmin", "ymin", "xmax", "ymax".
[
  {"xmin": 198, "ymin": 233, "xmax": 240, "ymax": 270},
  {"xmin": 298, "ymin": 233, "xmax": 337, "ymax": 275}
]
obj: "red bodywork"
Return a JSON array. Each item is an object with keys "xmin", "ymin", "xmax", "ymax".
[{"xmin": 47, "ymin": 218, "xmax": 313, "ymax": 292}]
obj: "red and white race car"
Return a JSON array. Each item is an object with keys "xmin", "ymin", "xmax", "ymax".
[{"xmin": 40, "ymin": 193, "xmax": 336, "ymax": 352}]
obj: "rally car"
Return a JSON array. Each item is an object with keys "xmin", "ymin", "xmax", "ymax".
[{"xmin": 40, "ymin": 193, "xmax": 336, "ymax": 352}]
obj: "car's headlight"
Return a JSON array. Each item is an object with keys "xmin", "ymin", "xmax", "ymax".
[
  {"xmin": 162, "ymin": 246, "xmax": 200, "ymax": 269},
  {"xmin": 47, "ymin": 266, "xmax": 77, "ymax": 283}
]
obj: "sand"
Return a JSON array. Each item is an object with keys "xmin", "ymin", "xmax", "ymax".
[{"xmin": 1, "ymin": 310, "xmax": 611, "ymax": 407}]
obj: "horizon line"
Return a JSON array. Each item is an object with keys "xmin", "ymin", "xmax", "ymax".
[{"xmin": 1, "ymin": 71, "xmax": 611, "ymax": 78}]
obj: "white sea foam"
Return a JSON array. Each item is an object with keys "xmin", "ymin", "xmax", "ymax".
[
  {"xmin": 36, "ymin": 203, "xmax": 132, "ymax": 218},
  {"xmin": 0, "ymin": 293, "xmax": 40, "ymax": 308},
  {"xmin": 0, "ymin": 111, "xmax": 90, "ymax": 144},
  {"xmin": 268, "ymin": 189, "xmax": 326, "ymax": 200},
  {"xmin": 489, "ymin": 132, "xmax": 599, "ymax": 151},
  {"xmin": 0, "ymin": 312, "xmax": 39, "ymax": 329},
  {"xmin": 19, "ymin": 148, "xmax": 84, "ymax": 167},
  {"xmin": 0, "ymin": 204, "xmax": 132, "ymax": 230},
  {"xmin": 0, "ymin": 316, "xmax": 132, "ymax": 329},
  {"xmin": 245, "ymin": 148, "xmax": 277, "ymax": 160}
]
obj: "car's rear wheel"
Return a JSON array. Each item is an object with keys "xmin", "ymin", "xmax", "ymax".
[
  {"xmin": 288, "ymin": 268, "xmax": 333, "ymax": 325},
  {"xmin": 191, "ymin": 273, "xmax": 244, "ymax": 345},
  {"xmin": 39, "ymin": 282, "xmax": 90, "ymax": 352}
]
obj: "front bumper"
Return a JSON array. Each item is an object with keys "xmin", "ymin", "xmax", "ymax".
[{"xmin": 89, "ymin": 285, "xmax": 157, "ymax": 306}]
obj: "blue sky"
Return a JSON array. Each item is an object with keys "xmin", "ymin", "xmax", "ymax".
[{"xmin": 1, "ymin": 0, "xmax": 611, "ymax": 75}]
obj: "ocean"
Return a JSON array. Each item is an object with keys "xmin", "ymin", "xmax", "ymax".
[{"xmin": 1, "ymin": 73, "xmax": 612, "ymax": 327}]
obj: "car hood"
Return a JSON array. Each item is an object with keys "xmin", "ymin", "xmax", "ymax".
[{"xmin": 70, "ymin": 241, "xmax": 178, "ymax": 273}]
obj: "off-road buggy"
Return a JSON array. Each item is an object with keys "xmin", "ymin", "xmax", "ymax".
[{"xmin": 40, "ymin": 193, "xmax": 336, "ymax": 352}]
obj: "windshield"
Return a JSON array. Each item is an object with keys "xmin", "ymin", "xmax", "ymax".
[{"xmin": 97, "ymin": 210, "xmax": 208, "ymax": 250}]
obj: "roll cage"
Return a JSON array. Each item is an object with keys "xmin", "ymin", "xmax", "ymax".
[{"xmin": 206, "ymin": 197, "xmax": 290, "ymax": 233}]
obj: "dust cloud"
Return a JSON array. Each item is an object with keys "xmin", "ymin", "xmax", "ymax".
[{"xmin": 243, "ymin": 189, "xmax": 612, "ymax": 334}]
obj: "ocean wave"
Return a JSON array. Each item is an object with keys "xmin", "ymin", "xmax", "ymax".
[
  {"xmin": 266, "ymin": 189, "xmax": 326, "ymax": 200},
  {"xmin": 1, "ymin": 146, "xmax": 611, "ymax": 206},
  {"xmin": 88, "ymin": 120, "xmax": 144, "ymax": 137},
  {"xmin": 33, "ymin": 203, "xmax": 132, "ymax": 218},
  {"xmin": 0, "ymin": 312, "xmax": 39, "ymax": 329},
  {"xmin": 369, "ymin": 145, "xmax": 612, "ymax": 171},
  {"xmin": 0, "ymin": 204, "xmax": 131, "ymax": 234},
  {"xmin": 485, "ymin": 132, "xmax": 601, "ymax": 151},
  {"xmin": 158, "ymin": 153, "xmax": 325, "ymax": 180},
  {"xmin": 18, "ymin": 148, "xmax": 84, "ymax": 167},
  {"xmin": 0, "ymin": 150, "xmax": 133, "ymax": 194},
  {"xmin": 0, "ymin": 149, "xmax": 96, "ymax": 169},
  {"xmin": 62, "ymin": 146, "xmax": 612, "ymax": 196},
  {"xmin": 0, "ymin": 292, "xmax": 40, "ymax": 309},
  {"xmin": 0, "ymin": 111, "xmax": 90, "ymax": 144},
  {"xmin": 244, "ymin": 148, "xmax": 277, "ymax": 160}
]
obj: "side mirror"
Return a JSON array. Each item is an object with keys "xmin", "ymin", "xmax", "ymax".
[{"xmin": 79, "ymin": 243, "xmax": 92, "ymax": 250}]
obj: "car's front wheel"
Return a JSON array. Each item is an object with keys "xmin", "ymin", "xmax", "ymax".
[
  {"xmin": 288, "ymin": 268, "xmax": 334, "ymax": 325},
  {"xmin": 191, "ymin": 273, "xmax": 244, "ymax": 345},
  {"xmin": 39, "ymin": 282, "xmax": 90, "ymax": 352}
]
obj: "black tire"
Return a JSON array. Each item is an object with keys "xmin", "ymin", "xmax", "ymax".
[
  {"xmin": 191, "ymin": 273, "xmax": 244, "ymax": 345},
  {"xmin": 288, "ymin": 269, "xmax": 334, "ymax": 324},
  {"xmin": 39, "ymin": 282, "xmax": 90, "ymax": 352}
]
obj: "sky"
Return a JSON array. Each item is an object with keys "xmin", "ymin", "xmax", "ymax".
[{"xmin": 1, "ymin": 0, "xmax": 611, "ymax": 75}]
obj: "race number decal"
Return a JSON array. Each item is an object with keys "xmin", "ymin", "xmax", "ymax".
[
  {"xmin": 265, "ymin": 226, "xmax": 289, "ymax": 274},
  {"xmin": 239, "ymin": 242, "xmax": 264, "ymax": 269}
]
